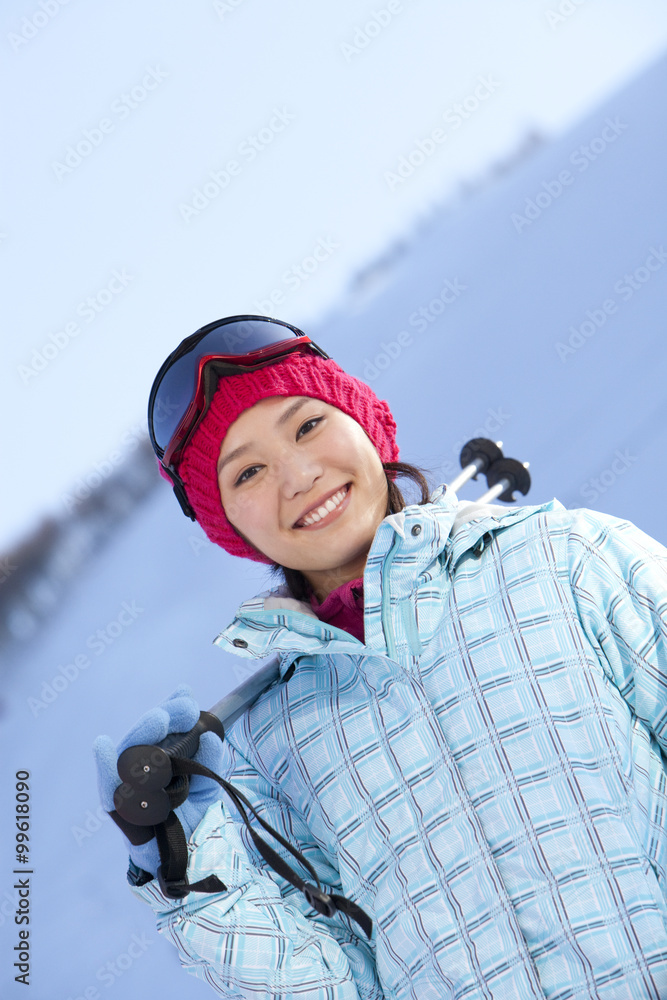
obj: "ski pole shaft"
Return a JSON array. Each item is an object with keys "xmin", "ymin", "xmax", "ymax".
[
  {"xmin": 474, "ymin": 480, "xmax": 510, "ymax": 504},
  {"xmin": 475, "ymin": 459, "xmax": 531, "ymax": 504},
  {"xmin": 115, "ymin": 658, "xmax": 281, "ymax": 828},
  {"xmin": 157, "ymin": 711, "xmax": 225, "ymax": 759},
  {"xmin": 450, "ymin": 439, "xmax": 504, "ymax": 495},
  {"xmin": 208, "ymin": 658, "xmax": 281, "ymax": 731},
  {"xmin": 448, "ymin": 457, "xmax": 486, "ymax": 495}
]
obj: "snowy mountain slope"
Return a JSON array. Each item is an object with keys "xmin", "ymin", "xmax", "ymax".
[
  {"xmin": 327, "ymin": 54, "xmax": 667, "ymax": 546},
  {"xmin": 2, "ymin": 53, "xmax": 666, "ymax": 999}
]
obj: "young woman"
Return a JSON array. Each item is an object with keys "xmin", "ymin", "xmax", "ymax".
[{"xmin": 96, "ymin": 315, "xmax": 667, "ymax": 999}]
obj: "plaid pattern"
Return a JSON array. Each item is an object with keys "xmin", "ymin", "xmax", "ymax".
[{"xmin": 132, "ymin": 486, "xmax": 667, "ymax": 998}]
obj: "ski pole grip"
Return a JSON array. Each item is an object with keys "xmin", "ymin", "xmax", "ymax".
[
  {"xmin": 113, "ymin": 712, "xmax": 226, "ymax": 826},
  {"xmin": 157, "ymin": 711, "xmax": 225, "ymax": 760}
]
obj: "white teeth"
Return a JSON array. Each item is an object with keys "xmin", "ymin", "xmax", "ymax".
[{"xmin": 298, "ymin": 487, "xmax": 348, "ymax": 527}]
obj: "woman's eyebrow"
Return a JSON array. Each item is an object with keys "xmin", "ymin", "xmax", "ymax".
[
  {"xmin": 217, "ymin": 443, "xmax": 251, "ymax": 476},
  {"xmin": 276, "ymin": 397, "xmax": 310, "ymax": 427},
  {"xmin": 217, "ymin": 398, "xmax": 311, "ymax": 475}
]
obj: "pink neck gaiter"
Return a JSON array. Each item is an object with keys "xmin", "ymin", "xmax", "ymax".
[{"xmin": 308, "ymin": 576, "xmax": 365, "ymax": 644}]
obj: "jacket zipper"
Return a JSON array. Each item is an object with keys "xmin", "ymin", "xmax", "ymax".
[
  {"xmin": 381, "ymin": 532, "xmax": 401, "ymax": 660},
  {"xmin": 401, "ymin": 598, "xmax": 423, "ymax": 657}
]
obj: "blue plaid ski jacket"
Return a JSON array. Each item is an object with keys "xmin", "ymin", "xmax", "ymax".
[{"xmin": 131, "ymin": 485, "xmax": 667, "ymax": 999}]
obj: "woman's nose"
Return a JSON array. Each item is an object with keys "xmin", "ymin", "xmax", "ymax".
[{"xmin": 276, "ymin": 448, "xmax": 324, "ymax": 496}]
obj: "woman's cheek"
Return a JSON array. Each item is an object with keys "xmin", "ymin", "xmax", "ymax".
[{"xmin": 220, "ymin": 489, "xmax": 250, "ymax": 528}]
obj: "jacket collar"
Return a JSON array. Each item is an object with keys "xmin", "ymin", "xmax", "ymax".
[{"xmin": 214, "ymin": 484, "xmax": 563, "ymax": 673}]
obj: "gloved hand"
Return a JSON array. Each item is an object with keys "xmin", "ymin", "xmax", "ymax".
[{"xmin": 93, "ymin": 685, "xmax": 225, "ymax": 876}]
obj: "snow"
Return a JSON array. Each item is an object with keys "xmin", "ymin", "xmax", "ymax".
[{"xmin": 2, "ymin": 53, "xmax": 667, "ymax": 998}]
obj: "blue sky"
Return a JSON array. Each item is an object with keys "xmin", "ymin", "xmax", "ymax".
[{"xmin": 3, "ymin": 0, "xmax": 667, "ymax": 551}]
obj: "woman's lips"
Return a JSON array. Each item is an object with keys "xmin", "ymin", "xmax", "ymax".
[{"xmin": 294, "ymin": 483, "xmax": 352, "ymax": 530}]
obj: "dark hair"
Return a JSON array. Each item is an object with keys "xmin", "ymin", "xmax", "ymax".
[{"xmin": 268, "ymin": 461, "xmax": 435, "ymax": 601}]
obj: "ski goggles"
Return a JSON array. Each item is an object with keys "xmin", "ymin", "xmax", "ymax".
[{"xmin": 148, "ymin": 315, "xmax": 329, "ymax": 518}]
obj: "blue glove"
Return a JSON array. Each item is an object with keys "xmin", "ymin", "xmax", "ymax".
[{"xmin": 93, "ymin": 685, "xmax": 225, "ymax": 876}]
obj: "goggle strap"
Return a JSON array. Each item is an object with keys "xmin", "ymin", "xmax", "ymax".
[
  {"xmin": 201, "ymin": 361, "xmax": 220, "ymax": 410},
  {"xmin": 162, "ymin": 467, "xmax": 196, "ymax": 521}
]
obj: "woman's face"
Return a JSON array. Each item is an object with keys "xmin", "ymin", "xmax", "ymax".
[{"xmin": 217, "ymin": 395, "xmax": 389, "ymax": 600}]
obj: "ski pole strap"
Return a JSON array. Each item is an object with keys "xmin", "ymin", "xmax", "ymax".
[
  {"xmin": 110, "ymin": 754, "xmax": 373, "ymax": 939},
  {"xmin": 110, "ymin": 764, "xmax": 229, "ymax": 896},
  {"xmin": 155, "ymin": 810, "xmax": 228, "ymax": 899},
  {"xmin": 173, "ymin": 757, "xmax": 373, "ymax": 940}
]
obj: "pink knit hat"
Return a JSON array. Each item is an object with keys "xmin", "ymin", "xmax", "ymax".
[{"xmin": 176, "ymin": 351, "xmax": 399, "ymax": 563}]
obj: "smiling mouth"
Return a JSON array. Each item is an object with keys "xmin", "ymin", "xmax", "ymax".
[{"xmin": 294, "ymin": 484, "xmax": 351, "ymax": 528}]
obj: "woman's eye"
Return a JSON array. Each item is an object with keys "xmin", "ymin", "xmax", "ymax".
[
  {"xmin": 235, "ymin": 465, "xmax": 260, "ymax": 486},
  {"xmin": 297, "ymin": 417, "xmax": 322, "ymax": 438}
]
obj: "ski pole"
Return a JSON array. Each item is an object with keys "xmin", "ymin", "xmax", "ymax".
[
  {"xmin": 113, "ymin": 658, "xmax": 281, "ymax": 826},
  {"xmin": 448, "ymin": 438, "xmax": 504, "ymax": 495},
  {"xmin": 111, "ymin": 658, "xmax": 373, "ymax": 933},
  {"xmin": 207, "ymin": 657, "xmax": 281, "ymax": 731},
  {"xmin": 474, "ymin": 458, "xmax": 531, "ymax": 504},
  {"xmin": 114, "ymin": 711, "xmax": 225, "ymax": 826}
]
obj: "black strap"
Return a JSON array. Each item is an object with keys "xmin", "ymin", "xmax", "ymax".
[
  {"xmin": 170, "ymin": 756, "xmax": 373, "ymax": 939},
  {"xmin": 110, "ymin": 753, "xmax": 372, "ymax": 937},
  {"xmin": 154, "ymin": 810, "xmax": 228, "ymax": 899},
  {"xmin": 110, "ymin": 751, "xmax": 372, "ymax": 938}
]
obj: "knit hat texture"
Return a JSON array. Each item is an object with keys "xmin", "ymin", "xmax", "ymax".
[{"xmin": 176, "ymin": 351, "xmax": 399, "ymax": 563}]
